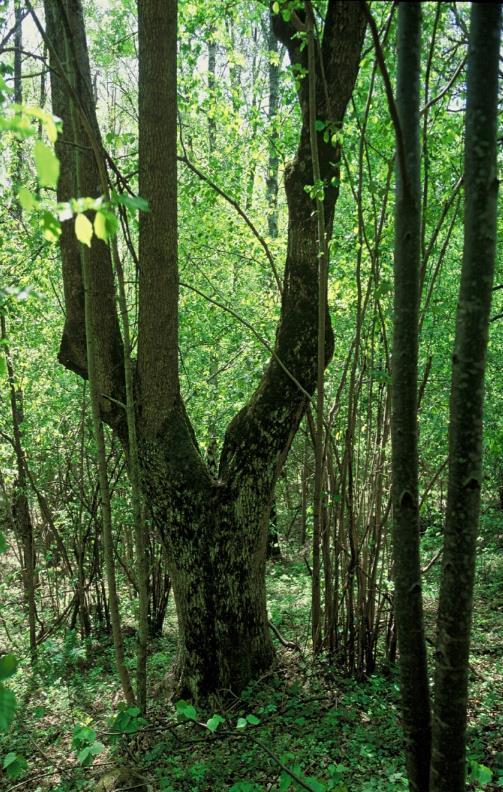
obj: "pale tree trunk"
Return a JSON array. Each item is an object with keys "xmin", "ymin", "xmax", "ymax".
[
  {"xmin": 44, "ymin": 0, "xmax": 366, "ymax": 700},
  {"xmin": 430, "ymin": 4, "xmax": 501, "ymax": 790},
  {"xmin": 391, "ymin": 4, "xmax": 431, "ymax": 790}
]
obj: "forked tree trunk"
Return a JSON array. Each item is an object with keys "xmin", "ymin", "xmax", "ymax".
[{"xmin": 43, "ymin": 0, "xmax": 366, "ymax": 700}]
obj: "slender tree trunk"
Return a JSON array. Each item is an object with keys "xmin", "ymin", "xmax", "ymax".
[
  {"xmin": 430, "ymin": 5, "xmax": 501, "ymax": 790},
  {"xmin": 207, "ymin": 37, "xmax": 216, "ymax": 156},
  {"xmin": 80, "ymin": 240, "xmax": 135, "ymax": 705},
  {"xmin": 305, "ymin": 0, "xmax": 330, "ymax": 656},
  {"xmin": 43, "ymin": 0, "xmax": 135, "ymax": 704},
  {"xmin": 3, "ymin": 7, "xmax": 38, "ymax": 665},
  {"xmin": 266, "ymin": 11, "xmax": 279, "ymax": 240},
  {"xmin": 391, "ymin": 5, "xmax": 431, "ymax": 790},
  {"xmin": 1, "ymin": 320, "xmax": 37, "ymax": 665}
]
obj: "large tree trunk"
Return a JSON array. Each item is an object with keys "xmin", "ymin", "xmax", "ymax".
[
  {"xmin": 167, "ymin": 495, "xmax": 273, "ymax": 697},
  {"xmin": 44, "ymin": 0, "xmax": 366, "ymax": 699}
]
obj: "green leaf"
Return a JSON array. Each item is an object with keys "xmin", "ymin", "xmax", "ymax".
[
  {"xmin": 175, "ymin": 699, "xmax": 197, "ymax": 720},
  {"xmin": 272, "ymin": 1, "xmax": 280, "ymax": 13},
  {"xmin": 89, "ymin": 740, "xmax": 104, "ymax": 756},
  {"xmin": 0, "ymin": 654, "xmax": 17, "ymax": 682},
  {"xmin": 94, "ymin": 210, "xmax": 107, "ymax": 241},
  {"xmin": 2, "ymin": 752, "xmax": 27, "ymax": 780},
  {"xmin": 304, "ymin": 778, "xmax": 325, "ymax": 792},
  {"xmin": 72, "ymin": 725, "xmax": 96, "ymax": 749},
  {"xmin": 34, "ymin": 140, "xmax": 60, "ymax": 189},
  {"xmin": 0, "ymin": 684, "xmax": 17, "ymax": 731},
  {"xmin": 206, "ymin": 714, "xmax": 225, "ymax": 732},
  {"xmin": 236, "ymin": 717, "xmax": 248, "ymax": 729},
  {"xmin": 112, "ymin": 192, "xmax": 149, "ymax": 213},
  {"xmin": 94, "ymin": 209, "xmax": 118, "ymax": 242},
  {"xmin": 41, "ymin": 210, "xmax": 61, "ymax": 242},
  {"xmin": 77, "ymin": 747, "xmax": 91, "ymax": 765},
  {"xmin": 18, "ymin": 186, "xmax": 38, "ymax": 212},
  {"xmin": 0, "ymin": 531, "xmax": 6, "ymax": 553},
  {"xmin": 279, "ymin": 772, "xmax": 292, "ymax": 792},
  {"xmin": 246, "ymin": 714, "xmax": 260, "ymax": 725},
  {"xmin": 469, "ymin": 761, "xmax": 493, "ymax": 786},
  {"xmin": 75, "ymin": 214, "xmax": 93, "ymax": 248}
]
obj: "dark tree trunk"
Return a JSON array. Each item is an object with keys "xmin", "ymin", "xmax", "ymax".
[
  {"xmin": 430, "ymin": 5, "xmax": 501, "ymax": 790},
  {"xmin": 44, "ymin": 0, "xmax": 366, "ymax": 700},
  {"xmin": 390, "ymin": 4, "xmax": 431, "ymax": 790}
]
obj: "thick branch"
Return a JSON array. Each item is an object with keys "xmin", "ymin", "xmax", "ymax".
[
  {"xmin": 41, "ymin": 0, "xmax": 124, "ymax": 425},
  {"xmin": 137, "ymin": 0, "xmax": 179, "ymax": 438},
  {"xmin": 220, "ymin": 2, "xmax": 366, "ymax": 489}
]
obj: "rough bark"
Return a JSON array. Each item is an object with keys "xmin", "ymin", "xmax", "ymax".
[
  {"xmin": 44, "ymin": 0, "xmax": 135, "ymax": 704},
  {"xmin": 43, "ymin": 0, "xmax": 124, "ymax": 428},
  {"xmin": 391, "ymin": 5, "xmax": 431, "ymax": 790},
  {"xmin": 430, "ymin": 5, "xmax": 501, "ymax": 790},
  {"xmin": 46, "ymin": 0, "xmax": 366, "ymax": 699}
]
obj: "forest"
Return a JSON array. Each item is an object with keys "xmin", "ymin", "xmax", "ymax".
[{"xmin": 0, "ymin": 0, "xmax": 501, "ymax": 790}]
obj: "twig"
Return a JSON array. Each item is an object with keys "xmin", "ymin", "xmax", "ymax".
[
  {"xmin": 268, "ymin": 620, "xmax": 300, "ymax": 650},
  {"xmin": 421, "ymin": 547, "xmax": 442, "ymax": 574},
  {"xmin": 420, "ymin": 54, "xmax": 467, "ymax": 114},
  {"xmin": 360, "ymin": 2, "xmax": 409, "ymax": 195},
  {"xmin": 178, "ymin": 154, "xmax": 282, "ymax": 294}
]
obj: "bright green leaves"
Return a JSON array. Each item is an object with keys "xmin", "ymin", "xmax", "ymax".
[
  {"xmin": 467, "ymin": 761, "xmax": 493, "ymax": 787},
  {"xmin": 94, "ymin": 209, "xmax": 118, "ymax": 242},
  {"xmin": 2, "ymin": 752, "xmax": 27, "ymax": 780},
  {"xmin": 112, "ymin": 191, "xmax": 149, "ymax": 213},
  {"xmin": 75, "ymin": 213, "xmax": 94, "ymax": 248},
  {"xmin": 175, "ymin": 701, "xmax": 261, "ymax": 734},
  {"xmin": 206, "ymin": 714, "xmax": 225, "ymax": 732},
  {"xmin": 16, "ymin": 186, "xmax": 62, "ymax": 242},
  {"xmin": 0, "ymin": 654, "xmax": 17, "ymax": 681},
  {"xmin": 271, "ymin": 0, "xmax": 303, "ymax": 22},
  {"xmin": 175, "ymin": 699, "xmax": 198, "ymax": 721},
  {"xmin": 304, "ymin": 179, "xmax": 326, "ymax": 202},
  {"xmin": 72, "ymin": 725, "xmax": 104, "ymax": 767},
  {"xmin": 34, "ymin": 140, "xmax": 60, "ymax": 190},
  {"xmin": 41, "ymin": 211, "xmax": 61, "ymax": 243},
  {"xmin": 109, "ymin": 705, "xmax": 147, "ymax": 743},
  {"xmin": 0, "ymin": 652, "xmax": 17, "ymax": 732},
  {"xmin": 0, "ymin": 104, "xmax": 60, "ymax": 141},
  {"xmin": 18, "ymin": 186, "xmax": 37, "ymax": 212},
  {"xmin": 237, "ymin": 713, "xmax": 261, "ymax": 729},
  {"xmin": 0, "ymin": 685, "xmax": 16, "ymax": 732}
]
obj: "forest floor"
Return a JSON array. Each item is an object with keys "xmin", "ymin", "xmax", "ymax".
[{"xmin": 0, "ymin": 509, "xmax": 502, "ymax": 791}]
